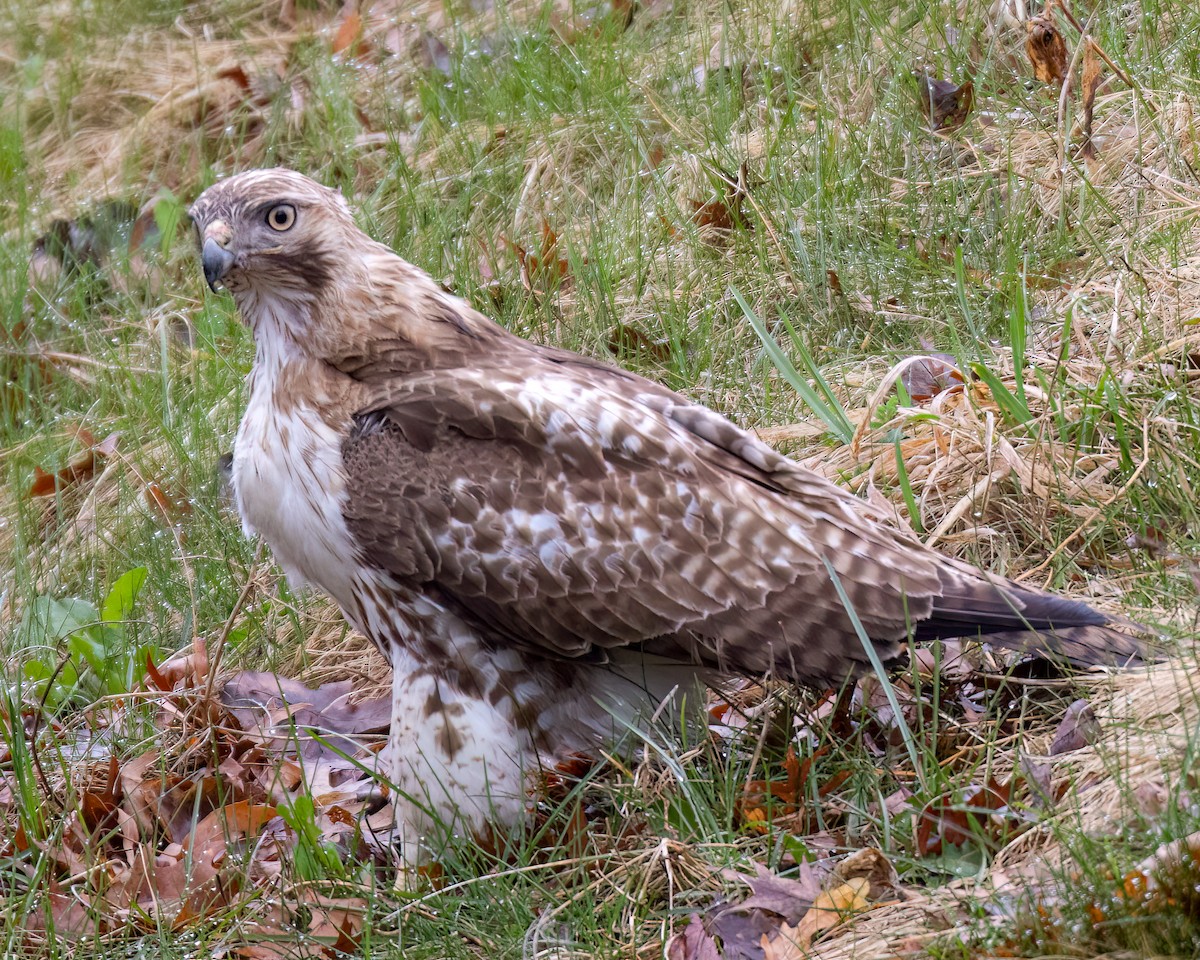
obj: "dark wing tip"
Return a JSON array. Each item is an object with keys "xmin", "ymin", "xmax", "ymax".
[
  {"xmin": 916, "ymin": 567, "xmax": 1158, "ymax": 667},
  {"xmin": 979, "ymin": 622, "xmax": 1156, "ymax": 668}
]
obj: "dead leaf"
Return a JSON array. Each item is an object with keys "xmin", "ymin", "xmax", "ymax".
[
  {"xmin": 28, "ymin": 430, "xmax": 119, "ymax": 498},
  {"xmin": 80, "ymin": 755, "xmax": 122, "ymax": 838},
  {"xmin": 720, "ymin": 860, "xmax": 823, "ymax": 924},
  {"xmin": 690, "ymin": 161, "xmax": 754, "ymax": 236},
  {"xmin": 420, "ymin": 31, "xmax": 452, "ymax": 76},
  {"xmin": 1026, "ymin": 14, "xmax": 1068, "ymax": 86},
  {"xmin": 607, "ymin": 324, "xmax": 671, "ymax": 362},
  {"xmin": 301, "ymin": 891, "xmax": 367, "ymax": 955},
  {"xmin": 1134, "ymin": 779, "xmax": 1170, "ymax": 818},
  {"xmin": 1079, "ymin": 40, "xmax": 1103, "ymax": 159},
  {"xmin": 145, "ymin": 481, "xmax": 191, "ymax": 525},
  {"xmin": 28, "ymin": 200, "xmax": 139, "ymax": 286},
  {"xmin": 763, "ymin": 877, "xmax": 872, "ymax": 958},
  {"xmin": 215, "ymin": 64, "xmax": 253, "ymax": 92},
  {"xmin": 666, "ymin": 914, "xmax": 721, "ymax": 960},
  {"xmin": 26, "ymin": 883, "xmax": 104, "ymax": 939},
  {"xmin": 915, "ymin": 72, "xmax": 974, "ymax": 131},
  {"xmin": 1049, "ymin": 699, "xmax": 1100, "ymax": 755},
  {"xmin": 331, "ymin": 10, "xmax": 363, "ymax": 57},
  {"xmin": 221, "ymin": 673, "xmax": 391, "ymax": 737},
  {"xmin": 1020, "ymin": 755, "xmax": 1056, "ymax": 809},
  {"xmin": 829, "ymin": 847, "xmax": 900, "ymax": 901},
  {"xmin": 900, "ymin": 353, "xmax": 966, "ymax": 402},
  {"xmin": 502, "ymin": 219, "xmax": 575, "ymax": 292},
  {"xmin": 184, "ymin": 800, "xmax": 278, "ymax": 855},
  {"xmin": 916, "ymin": 777, "xmax": 1015, "ymax": 856}
]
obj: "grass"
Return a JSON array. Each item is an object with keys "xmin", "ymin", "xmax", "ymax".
[{"xmin": 4, "ymin": 0, "xmax": 1200, "ymax": 955}]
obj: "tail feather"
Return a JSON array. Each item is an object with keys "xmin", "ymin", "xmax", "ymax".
[{"xmin": 909, "ymin": 568, "xmax": 1149, "ymax": 666}]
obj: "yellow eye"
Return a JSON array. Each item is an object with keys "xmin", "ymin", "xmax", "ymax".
[{"xmin": 266, "ymin": 204, "xmax": 296, "ymax": 231}]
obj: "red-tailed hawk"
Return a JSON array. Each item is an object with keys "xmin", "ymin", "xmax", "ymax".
[{"xmin": 189, "ymin": 169, "xmax": 1138, "ymax": 865}]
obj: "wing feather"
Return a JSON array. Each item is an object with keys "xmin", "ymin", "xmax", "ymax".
[{"xmin": 339, "ymin": 354, "xmax": 1137, "ymax": 682}]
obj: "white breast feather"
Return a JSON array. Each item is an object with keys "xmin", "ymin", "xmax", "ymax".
[{"xmin": 232, "ymin": 337, "xmax": 360, "ymax": 610}]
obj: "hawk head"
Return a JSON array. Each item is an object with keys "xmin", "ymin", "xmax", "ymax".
[
  {"xmin": 188, "ymin": 168, "xmax": 360, "ymax": 303},
  {"xmin": 190, "ymin": 168, "xmax": 497, "ymax": 369}
]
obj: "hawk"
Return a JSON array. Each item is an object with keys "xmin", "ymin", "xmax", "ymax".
[{"xmin": 189, "ymin": 169, "xmax": 1138, "ymax": 865}]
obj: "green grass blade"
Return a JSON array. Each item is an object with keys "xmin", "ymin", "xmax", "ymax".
[{"xmin": 732, "ymin": 285, "xmax": 855, "ymax": 444}]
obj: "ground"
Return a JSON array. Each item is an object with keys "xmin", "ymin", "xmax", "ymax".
[{"xmin": 3, "ymin": 0, "xmax": 1200, "ymax": 957}]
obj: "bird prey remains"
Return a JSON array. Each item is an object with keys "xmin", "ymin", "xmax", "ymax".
[{"xmin": 189, "ymin": 169, "xmax": 1138, "ymax": 865}]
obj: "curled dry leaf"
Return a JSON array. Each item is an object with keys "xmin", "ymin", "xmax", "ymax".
[
  {"xmin": 690, "ymin": 161, "xmax": 754, "ymax": 236},
  {"xmin": 301, "ymin": 891, "xmax": 368, "ymax": 955},
  {"xmin": 900, "ymin": 353, "xmax": 967, "ymax": 402},
  {"xmin": 144, "ymin": 481, "xmax": 192, "ymax": 526},
  {"xmin": 331, "ymin": 9, "xmax": 364, "ymax": 58},
  {"xmin": 736, "ymin": 744, "xmax": 806, "ymax": 831},
  {"xmin": 762, "ymin": 877, "xmax": 872, "ymax": 959},
  {"xmin": 915, "ymin": 72, "xmax": 974, "ymax": 131},
  {"xmin": 503, "ymin": 219, "xmax": 576, "ymax": 293},
  {"xmin": 28, "ymin": 430, "xmax": 119, "ymax": 499},
  {"xmin": 607, "ymin": 323, "xmax": 671, "ymax": 362},
  {"xmin": 666, "ymin": 914, "xmax": 722, "ymax": 960},
  {"xmin": 1133, "ymin": 779, "xmax": 1170, "ymax": 818},
  {"xmin": 1026, "ymin": 14, "xmax": 1068, "ymax": 86},
  {"xmin": 708, "ymin": 860, "xmax": 823, "ymax": 959},
  {"xmin": 829, "ymin": 847, "xmax": 900, "ymax": 901},
  {"xmin": 420, "ymin": 30, "xmax": 452, "ymax": 76},
  {"xmin": 8, "ymin": 620, "xmax": 396, "ymax": 950},
  {"xmin": 1079, "ymin": 40, "xmax": 1103, "ymax": 159},
  {"xmin": 1049, "ymin": 698, "xmax": 1100, "ymax": 755},
  {"xmin": 916, "ymin": 776, "xmax": 1016, "ymax": 856}
]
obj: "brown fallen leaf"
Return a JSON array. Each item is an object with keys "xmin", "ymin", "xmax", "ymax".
[
  {"xmin": 915, "ymin": 72, "xmax": 974, "ymax": 131},
  {"xmin": 25, "ymin": 883, "xmax": 105, "ymax": 939},
  {"xmin": 829, "ymin": 847, "xmax": 900, "ymax": 901},
  {"xmin": 80, "ymin": 755, "xmax": 122, "ymax": 839},
  {"xmin": 502, "ymin": 219, "xmax": 576, "ymax": 293},
  {"xmin": 1026, "ymin": 13, "xmax": 1068, "ymax": 86},
  {"xmin": 737, "ymin": 744, "xmax": 806, "ymax": 830},
  {"xmin": 1079, "ymin": 39, "xmax": 1103, "ymax": 159},
  {"xmin": 331, "ymin": 10, "xmax": 364, "ymax": 57},
  {"xmin": 28, "ymin": 430, "xmax": 119, "ymax": 498},
  {"xmin": 666, "ymin": 913, "xmax": 721, "ymax": 960},
  {"xmin": 690, "ymin": 161, "xmax": 754, "ymax": 235},
  {"xmin": 301, "ymin": 891, "xmax": 367, "ymax": 955},
  {"xmin": 763, "ymin": 877, "xmax": 872, "ymax": 958},
  {"xmin": 734, "ymin": 861, "xmax": 822, "ymax": 922},
  {"xmin": 899, "ymin": 353, "xmax": 966, "ymax": 402},
  {"xmin": 1049, "ymin": 698, "xmax": 1100, "ymax": 755},
  {"xmin": 1133, "ymin": 779, "xmax": 1170, "ymax": 818},
  {"xmin": 145, "ymin": 481, "xmax": 192, "ymax": 525},
  {"xmin": 215, "ymin": 63, "xmax": 252, "ymax": 92},
  {"xmin": 183, "ymin": 800, "xmax": 278, "ymax": 855},
  {"xmin": 607, "ymin": 323, "xmax": 671, "ymax": 362},
  {"xmin": 420, "ymin": 30, "xmax": 452, "ymax": 76},
  {"xmin": 915, "ymin": 776, "xmax": 1015, "ymax": 856}
]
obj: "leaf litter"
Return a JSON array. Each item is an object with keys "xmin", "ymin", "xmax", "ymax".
[
  {"xmin": 8, "ymin": 0, "xmax": 1200, "ymax": 956},
  {"xmin": 3, "ymin": 634, "xmax": 387, "ymax": 954}
]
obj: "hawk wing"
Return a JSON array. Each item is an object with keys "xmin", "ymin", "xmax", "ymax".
[{"xmin": 340, "ymin": 354, "xmax": 1135, "ymax": 683}]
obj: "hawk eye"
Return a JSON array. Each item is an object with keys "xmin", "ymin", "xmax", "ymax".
[{"xmin": 266, "ymin": 204, "xmax": 296, "ymax": 231}]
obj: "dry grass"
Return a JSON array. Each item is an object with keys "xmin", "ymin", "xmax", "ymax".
[{"xmin": 5, "ymin": 0, "xmax": 1200, "ymax": 956}]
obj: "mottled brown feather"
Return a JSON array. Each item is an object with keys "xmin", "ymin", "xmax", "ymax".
[
  {"xmin": 341, "ymin": 353, "xmax": 1139, "ymax": 683},
  {"xmin": 188, "ymin": 169, "xmax": 1143, "ymax": 865}
]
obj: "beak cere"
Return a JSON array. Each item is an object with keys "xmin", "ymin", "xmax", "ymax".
[{"xmin": 202, "ymin": 237, "xmax": 236, "ymax": 293}]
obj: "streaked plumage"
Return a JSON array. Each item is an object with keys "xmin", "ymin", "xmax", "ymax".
[{"xmin": 189, "ymin": 169, "xmax": 1138, "ymax": 864}]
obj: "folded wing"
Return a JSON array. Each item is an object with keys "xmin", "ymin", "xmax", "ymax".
[{"xmin": 339, "ymin": 355, "xmax": 1139, "ymax": 683}]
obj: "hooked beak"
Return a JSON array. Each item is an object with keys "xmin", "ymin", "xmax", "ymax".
[{"xmin": 202, "ymin": 237, "xmax": 236, "ymax": 293}]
